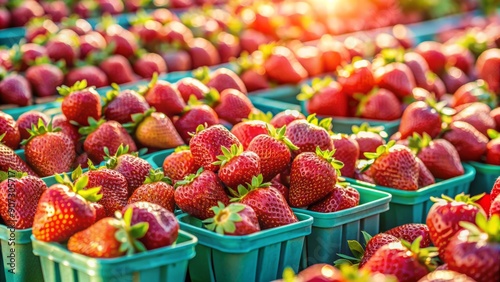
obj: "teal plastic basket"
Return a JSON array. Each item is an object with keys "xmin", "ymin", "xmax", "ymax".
[
  {"xmin": 143, "ymin": 149, "xmax": 175, "ymax": 169},
  {"xmin": 291, "ymin": 185, "xmax": 391, "ymax": 267},
  {"xmin": 248, "ymin": 86, "xmax": 301, "ymax": 105},
  {"xmin": 467, "ymin": 161, "xmax": 500, "ymax": 195},
  {"xmin": 345, "ymin": 163, "xmax": 476, "ymax": 231},
  {"xmin": 249, "ymin": 96, "xmax": 302, "ymax": 116},
  {"xmin": 31, "ymin": 230, "xmax": 197, "ymax": 282},
  {"xmin": 0, "ymin": 226, "xmax": 42, "ymax": 282},
  {"xmin": 177, "ymin": 212, "xmax": 313, "ymax": 282}
]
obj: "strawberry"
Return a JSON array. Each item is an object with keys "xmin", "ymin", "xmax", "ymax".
[
  {"xmin": 102, "ymin": 85, "xmax": 150, "ymax": 124},
  {"xmin": 45, "ymin": 29, "xmax": 80, "ymax": 67},
  {"xmin": 99, "ymin": 54, "xmax": 136, "ymax": 85},
  {"xmin": 175, "ymin": 77, "xmax": 209, "ymax": 103},
  {"xmin": 416, "ymin": 157, "xmax": 435, "ymax": 188},
  {"xmin": 162, "ymin": 146, "xmax": 199, "ymax": 183},
  {"xmin": 398, "ymin": 100, "xmax": 449, "ymax": 140},
  {"xmin": 25, "ymin": 62, "xmax": 65, "ymax": 98},
  {"xmin": 444, "ymin": 213, "xmax": 500, "ymax": 282},
  {"xmin": 126, "ymin": 108, "xmax": 184, "ymax": 150},
  {"xmin": 189, "ymin": 124, "xmax": 241, "ymax": 172},
  {"xmin": 75, "ymin": 165, "xmax": 129, "ymax": 217},
  {"xmin": 187, "ymin": 37, "xmax": 221, "ymax": 68},
  {"xmin": 364, "ymin": 141, "xmax": 419, "ymax": 191},
  {"xmin": 195, "ymin": 67, "xmax": 247, "ymax": 95},
  {"xmin": 490, "ymin": 107, "xmax": 500, "ymax": 131},
  {"xmin": 374, "ymin": 62, "xmax": 416, "ymax": 99},
  {"xmin": 65, "ymin": 65, "xmax": 109, "ymax": 89},
  {"xmin": 103, "ymin": 24, "xmax": 137, "ymax": 59},
  {"xmin": 294, "ymin": 45, "xmax": 324, "ymax": 77},
  {"xmin": 174, "ymin": 104, "xmax": 219, "ymax": 143},
  {"xmin": 161, "ymin": 49, "xmax": 192, "ymax": 72},
  {"xmin": 426, "ymin": 193, "xmax": 486, "ymax": 258},
  {"xmin": 290, "ymin": 147, "xmax": 343, "ymax": 207},
  {"xmin": 418, "ymin": 270, "xmax": 476, "ymax": 282},
  {"xmin": 0, "ymin": 7, "xmax": 10, "ymax": 29},
  {"xmin": 52, "ymin": 114, "xmax": 81, "ymax": 147},
  {"xmin": 355, "ymin": 232, "xmax": 400, "ymax": 267},
  {"xmin": 67, "ymin": 210, "xmax": 148, "ymax": 258},
  {"xmin": 475, "ymin": 48, "xmax": 500, "ymax": 95},
  {"xmin": 60, "ymin": 17, "xmax": 92, "ymax": 36},
  {"xmin": 356, "ymin": 87, "xmax": 402, "ymax": 121},
  {"xmin": 240, "ymin": 67, "xmax": 270, "ymax": 92},
  {"xmin": 16, "ymin": 110, "xmax": 49, "ymax": 141},
  {"xmin": 318, "ymin": 36, "xmax": 350, "ymax": 73},
  {"xmin": 451, "ymin": 79, "xmax": 497, "ymax": 111},
  {"xmin": 123, "ymin": 201, "xmax": 179, "ymax": 250},
  {"xmin": 232, "ymin": 175, "xmax": 298, "ymax": 229},
  {"xmin": 444, "ymin": 44, "xmax": 475, "ymax": 76},
  {"xmin": 309, "ymin": 183, "xmax": 359, "ymax": 213},
  {"xmin": 162, "ymin": 21, "xmax": 193, "ymax": 45},
  {"xmin": 486, "ymin": 130, "xmax": 500, "ymax": 165},
  {"xmin": 10, "ymin": 0, "xmax": 44, "ymax": 27},
  {"xmin": 262, "ymin": 45, "xmax": 308, "ymax": 85},
  {"xmin": 492, "ymin": 177, "xmax": 500, "ymax": 201},
  {"xmin": 215, "ymin": 144, "xmax": 261, "ymax": 190},
  {"xmin": 33, "ymin": 173, "xmax": 102, "ymax": 242},
  {"xmin": 362, "ymin": 238, "xmax": 437, "ymax": 282},
  {"xmin": 298, "ymin": 77, "xmax": 348, "ymax": 117},
  {"xmin": 128, "ymin": 169, "xmax": 176, "ymax": 212},
  {"xmin": 247, "ymin": 125, "xmax": 298, "ymax": 182},
  {"xmin": 142, "ymin": 75, "xmax": 186, "ymax": 118},
  {"xmin": 0, "ymin": 112, "xmax": 20, "ymax": 150},
  {"xmin": 270, "ymin": 110, "xmax": 305, "ymax": 128},
  {"xmin": 408, "ymin": 133, "xmax": 464, "ymax": 179},
  {"xmin": 104, "ymin": 144, "xmax": 152, "ymax": 196},
  {"xmin": 209, "ymin": 88, "xmax": 254, "ymax": 125},
  {"xmin": 271, "ymin": 175, "xmax": 289, "ymax": 202},
  {"xmin": 215, "ymin": 32, "xmax": 241, "ymax": 63},
  {"xmin": 350, "ymin": 123, "xmax": 386, "ymax": 160},
  {"xmin": 490, "ymin": 196, "xmax": 500, "ymax": 217},
  {"xmin": 42, "ymin": 0, "xmax": 68, "ymax": 22},
  {"xmin": 285, "ymin": 114, "xmax": 333, "ymax": 157},
  {"xmin": 24, "ymin": 18, "xmax": 59, "ymax": 44},
  {"xmin": 453, "ymin": 102, "xmax": 496, "ymax": 137},
  {"xmin": 79, "ymin": 119, "xmax": 137, "ymax": 164},
  {"xmin": 203, "ymin": 202, "xmax": 260, "ymax": 235},
  {"xmin": 99, "ymin": 0, "xmax": 125, "ymax": 15},
  {"xmin": 442, "ymin": 121, "xmax": 488, "ymax": 162},
  {"xmin": 0, "ymin": 73, "xmax": 32, "ymax": 106},
  {"xmin": 133, "ymin": 52, "xmax": 167, "ymax": 79},
  {"xmin": 23, "ymin": 119, "xmax": 76, "ymax": 177},
  {"xmin": 239, "ymin": 30, "xmax": 271, "ymax": 54},
  {"xmin": 0, "ymin": 134, "xmax": 37, "ymax": 176},
  {"xmin": 385, "ymin": 224, "xmax": 431, "ymax": 248},
  {"xmin": 174, "ymin": 168, "xmax": 229, "ymax": 220},
  {"xmin": 0, "ymin": 170, "xmax": 47, "ymax": 229},
  {"xmin": 331, "ymin": 134, "xmax": 359, "ymax": 178},
  {"xmin": 231, "ymin": 114, "xmax": 272, "ymax": 149},
  {"xmin": 79, "ymin": 31, "xmax": 107, "ymax": 59},
  {"xmin": 337, "ymin": 59, "xmax": 375, "ymax": 97},
  {"xmin": 59, "ymin": 80, "xmax": 102, "ymax": 126},
  {"xmin": 403, "ymin": 52, "xmax": 433, "ymax": 92},
  {"xmin": 476, "ymin": 194, "xmax": 492, "ymax": 216},
  {"xmin": 11, "ymin": 43, "xmax": 46, "ymax": 71},
  {"xmin": 440, "ymin": 67, "xmax": 469, "ymax": 95},
  {"xmin": 415, "ymin": 41, "xmax": 447, "ymax": 74}
]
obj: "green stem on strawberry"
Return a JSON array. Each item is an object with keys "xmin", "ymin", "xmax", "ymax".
[
  {"xmin": 78, "ymin": 117, "xmax": 106, "ymax": 136},
  {"xmin": 123, "ymin": 107, "xmax": 156, "ymax": 134},
  {"xmin": 174, "ymin": 167, "xmax": 204, "ymax": 188},
  {"xmin": 430, "ymin": 193, "xmax": 485, "ymax": 210},
  {"xmin": 267, "ymin": 125, "xmax": 299, "ymax": 151},
  {"xmin": 143, "ymin": 168, "xmax": 172, "ymax": 185},
  {"xmin": 21, "ymin": 118, "xmax": 62, "ymax": 146},
  {"xmin": 425, "ymin": 97, "xmax": 456, "ymax": 126},
  {"xmin": 488, "ymin": 129, "xmax": 500, "ymax": 140},
  {"xmin": 54, "ymin": 171, "xmax": 103, "ymax": 203},
  {"xmin": 202, "ymin": 201, "xmax": 244, "ymax": 235},
  {"xmin": 243, "ymin": 111, "xmax": 273, "ymax": 123},
  {"xmin": 192, "ymin": 66, "xmax": 211, "ymax": 85},
  {"xmin": 57, "ymin": 80, "xmax": 89, "ymax": 97},
  {"xmin": 296, "ymin": 77, "xmax": 334, "ymax": 101},
  {"xmin": 104, "ymin": 144, "xmax": 137, "ymax": 169},
  {"xmin": 212, "ymin": 144, "xmax": 244, "ymax": 167},
  {"xmin": 305, "ymin": 114, "xmax": 332, "ymax": 133},
  {"xmin": 0, "ymin": 169, "xmax": 27, "ymax": 182},
  {"xmin": 362, "ymin": 140, "xmax": 397, "ymax": 171},
  {"xmin": 408, "ymin": 132, "xmax": 432, "ymax": 155},
  {"xmin": 137, "ymin": 72, "xmax": 159, "ymax": 96},
  {"xmin": 351, "ymin": 122, "xmax": 388, "ymax": 139},
  {"xmin": 314, "ymin": 146, "xmax": 344, "ymax": 175},
  {"xmin": 202, "ymin": 88, "xmax": 221, "ymax": 108},
  {"xmin": 230, "ymin": 174, "xmax": 270, "ymax": 202},
  {"xmin": 459, "ymin": 213, "xmax": 500, "ymax": 243},
  {"xmin": 113, "ymin": 208, "xmax": 149, "ymax": 255},
  {"xmin": 400, "ymin": 236, "xmax": 439, "ymax": 272},
  {"xmin": 334, "ymin": 231, "xmax": 373, "ymax": 267}
]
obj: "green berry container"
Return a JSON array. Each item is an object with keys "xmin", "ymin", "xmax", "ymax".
[
  {"xmin": 177, "ymin": 212, "xmax": 313, "ymax": 282},
  {"xmin": 249, "ymin": 96, "xmax": 302, "ymax": 116},
  {"xmin": 31, "ymin": 230, "xmax": 197, "ymax": 282},
  {"xmin": 291, "ymin": 185, "xmax": 391, "ymax": 267},
  {"xmin": 467, "ymin": 161, "xmax": 500, "ymax": 195},
  {"xmin": 345, "ymin": 163, "xmax": 476, "ymax": 231},
  {"xmin": 143, "ymin": 149, "xmax": 175, "ymax": 169},
  {"xmin": 0, "ymin": 226, "xmax": 42, "ymax": 282}
]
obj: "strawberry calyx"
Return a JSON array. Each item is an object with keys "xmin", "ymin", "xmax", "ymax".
[
  {"xmin": 21, "ymin": 118, "xmax": 62, "ymax": 145},
  {"xmin": 202, "ymin": 201, "xmax": 245, "ymax": 235},
  {"xmin": 104, "ymin": 144, "xmax": 136, "ymax": 169},
  {"xmin": 78, "ymin": 117, "xmax": 106, "ymax": 137},
  {"xmin": 488, "ymin": 129, "xmax": 500, "ymax": 140},
  {"xmin": 193, "ymin": 66, "xmax": 211, "ymax": 85},
  {"xmin": 351, "ymin": 122, "xmax": 388, "ymax": 139},
  {"xmin": 54, "ymin": 168, "xmax": 103, "ymax": 203},
  {"xmin": 85, "ymin": 41, "xmax": 116, "ymax": 66},
  {"xmin": 355, "ymin": 87, "xmax": 379, "ymax": 117},
  {"xmin": 234, "ymin": 51, "xmax": 257, "ymax": 74},
  {"xmin": 0, "ymin": 169, "xmax": 28, "ymax": 182},
  {"xmin": 123, "ymin": 107, "xmax": 156, "ymax": 133},
  {"xmin": 243, "ymin": 111, "xmax": 273, "ymax": 123},
  {"xmin": 57, "ymin": 80, "xmax": 90, "ymax": 97},
  {"xmin": 129, "ymin": 9, "xmax": 154, "ymax": 26},
  {"xmin": 315, "ymin": 146, "xmax": 344, "ymax": 175},
  {"xmin": 408, "ymin": 132, "xmax": 432, "ymax": 155},
  {"xmin": 430, "ymin": 193, "xmax": 485, "ymax": 208},
  {"xmin": 400, "ymin": 236, "xmax": 439, "ymax": 272},
  {"xmin": 334, "ymin": 230, "xmax": 372, "ymax": 267},
  {"xmin": 468, "ymin": 79, "xmax": 497, "ymax": 109},
  {"xmin": 258, "ymin": 42, "xmax": 277, "ymax": 61},
  {"xmin": 230, "ymin": 174, "xmax": 271, "ymax": 202},
  {"xmin": 267, "ymin": 125, "xmax": 299, "ymax": 151},
  {"xmin": 362, "ymin": 140, "xmax": 396, "ymax": 171},
  {"xmin": 174, "ymin": 145, "xmax": 190, "ymax": 153},
  {"xmin": 174, "ymin": 167, "xmax": 204, "ymax": 188},
  {"xmin": 212, "ymin": 144, "xmax": 244, "ymax": 168},
  {"xmin": 202, "ymin": 88, "xmax": 221, "ymax": 108},
  {"xmin": 306, "ymin": 114, "xmax": 332, "ymax": 133},
  {"xmin": 426, "ymin": 97, "xmax": 456, "ymax": 125},
  {"xmin": 112, "ymin": 208, "xmax": 149, "ymax": 255},
  {"xmin": 188, "ymin": 123, "xmax": 209, "ymax": 137},
  {"xmin": 137, "ymin": 72, "xmax": 159, "ymax": 96},
  {"xmin": 459, "ymin": 213, "xmax": 500, "ymax": 243},
  {"xmin": 296, "ymin": 76, "xmax": 334, "ymax": 101},
  {"xmin": 373, "ymin": 48, "xmax": 405, "ymax": 68},
  {"xmin": 143, "ymin": 168, "xmax": 172, "ymax": 185},
  {"xmin": 102, "ymin": 83, "xmax": 121, "ymax": 107}
]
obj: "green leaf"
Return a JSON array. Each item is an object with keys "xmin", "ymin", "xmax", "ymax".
[
  {"xmin": 347, "ymin": 240, "xmax": 365, "ymax": 258},
  {"xmin": 130, "ymin": 222, "xmax": 149, "ymax": 239}
]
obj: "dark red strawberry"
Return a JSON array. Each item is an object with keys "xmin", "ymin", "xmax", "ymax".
[
  {"xmin": 52, "ymin": 114, "xmax": 81, "ymax": 147},
  {"xmin": 451, "ymin": 79, "xmax": 497, "ymax": 109},
  {"xmin": 162, "ymin": 146, "xmax": 199, "ymax": 183},
  {"xmin": 331, "ymin": 134, "xmax": 359, "ymax": 178},
  {"xmin": 215, "ymin": 144, "xmax": 261, "ymax": 190},
  {"xmin": 103, "ymin": 86, "xmax": 150, "ymax": 124},
  {"xmin": 79, "ymin": 31, "xmax": 107, "ymax": 59},
  {"xmin": 25, "ymin": 62, "xmax": 65, "ymax": 98},
  {"xmin": 298, "ymin": 78, "xmax": 348, "ymax": 117},
  {"xmin": 0, "ymin": 111, "xmax": 20, "ymax": 150},
  {"xmin": 203, "ymin": 202, "xmax": 260, "ymax": 235},
  {"xmin": 270, "ymin": 110, "xmax": 305, "ymax": 129},
  {"xmin": 45, "ymin": 29, "xmax": 80, "ymax": 67},
  {"xmin": 444, "ymin": 44, "xmax": 475, "ymax": 76},
  {"xmin": 103, "ymin": 24, "xmax": 137, "ymax": 59},
  {"xmin": 487, "ymin": 130, "xmax": 500, "ymax": 165},
  {"xmin": 374, "ymin": 62, "xmax": 416, "ymax": 99},
  {"xmin": 385, "ymin": 223, "xmax": 431, "ymax": 248},
  {"xmin": 0, "ymin": 7, "xmax": 10, "ymax": 30},
  {"xmin": 490, "ymin": 196, "xmax": 500, "ymax": 217},
  {"xmin": 99, "ymin": 54, "xmax": 136, "ymax": 85},
  {"xmin": 403, "ymin": 52, "xmax": 433, "ymax": 92},
  {"xmin": 187, "ymin": 37, "xmax": 220, "ymax": 68},
  {"xmin": 214, "ymin": 32, "xmax": 241, "ymax": 63},
  {"xmin": 476, "ymin": 48, "xmax": 500, "ymax": 95},
  {"xmin": 398, "ymin": 100, "xmax": 449, "ymax": 140},
  {"xmin": 356, "ymin": 87, "xmax": 402, "ymax": 121},
  {"xmin": 161, "ymin": 49, "xmax": 192, "ymax": 72},
  {"xmin": 128, "ymin": 169, "xmax": 175, "ymax": 212},
  {"xmin": 16, "ymin": 111, "xmax": 49, "ymax": 141},
  {"xmin": 337, "ymin": 59, "xmax": 375, "ymax": 97},
  {"xmin": 133, "ymin": 52, "xmax": 167, "ymax": 79},
  {"xmin": 210, "ymin": 88, "xmax": 254, "ymax": 125},
  {"xmin": 65, "ymin": 65, "xmax": 109, "ymax": 89},
  {"xmin": 240, "ymin": 67, "xmax": 270, "ymax": 92},
  {"xmin": 10, "ymin": 0, "xmax": 44, "ymax": 27},
  {"xmin": 285, "ymin": 114, "xmax": 333, "ymax": 157},
  {"xmin": 231, "ymin": 118, "xmax": 271, "ymax": 149},
  {"xmin": 0, "ymin": 73, "xmax": 32, "ymax": 107},
  {"xmin": 415, "ymin": 41, "xmax": 447, "ymax": 74},
  {"xmin": 442, "ymin": 121, "xmax": 488, "ymax": 162},
  {"xmin": 142, "ymin": 75, "xmax": 186, "ymax": 118},
  {"xmin": 59, "ymin": 80, "xmax": 101, "ymax": 126},
  {"xmin": 318, "ymin": 36, "xmax": 350, "ymax": 73},
  {"xmin": 195, "ymin": 67, "xmax": 247, "ymax": 95},
  {"xmin": 174, "ymin": 104, "xmax": 219, "ymax": 143},
  {"xmin": 42, "ymin": 0, "xmax": 69, "ymax": 22},
  {"xmin": 453, "ymin": 102, "xmax": 496, "ymax": 137},
  {"xmin": 11, "ymin": 43, "xmax": 47, "ymax": 71},
  {"xmin": 309, "ymin": 183, "xmax": 360, "ymax": 212},
  {"xmin": 262, "ymin": 45, "xmax": 308, "ymax": 85},
  {"xmin": 492, "ymin": 177, "xmax": 500, "ymax": 201},
  {"xmin": 0, "ymin": 135, "xmax": 37, "ymax": 176},
  {"xmin": 416, "ymin": 156, "xmax": 435, "ymax": 188},
  {"xmin": 175, "ymin": 77, "xmax": 209, "ymax": 103},
  {"xmin": 350, "ymin": 123, "xmax": 386, "ymax": 160},
  {"xmin": 358, "ymin": 232, "xmax": 400, "ymax": 267},
  {"xmin": 439, "ymin": 67, "xmax": 469, "ymax": 95}
]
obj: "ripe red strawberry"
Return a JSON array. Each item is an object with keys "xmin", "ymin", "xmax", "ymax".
[
  {"xmin": 356, "ymin": 87, "xmax": 402, "ymax": 121},
  {"xmin": 189, "ymin": 124, "xmax": 241, "ymax": 172},
  {"xmin": 233, "ymin": 175, "xmax": 298, "ymax": 229},
  {"xmin": 175, "ymin": 77, "xmax": 209, "ymax": 103},
  {"xmin": 385, "ymin": 224, "xmax": 431, "ymax": 248},
  {"xmin": 103, "ymin": 24, "xmax": 137, "ymax": 59},
  {"xmin": 79, "ymin": 31, "xmax": 107, "ymax": 59},
  {"xmin": 45, "ymin": 29, "xmax": 80, "ymax": 67},
  {"xmin": 409, "ymin": 133, "xmax": 464, "ymax": 179},
  {"xmin": 416, "ymin": 157, "xmax": 435, "ymax": 188},
  {"xmin": 10, "ymin": 0, "xmax": 44, "ymax": 27},
  {"xmin": 231, "ymin": 118, "xmax": 272, "ymax": 149},
  {"xmin": 337, "ymin": 59, "xmax": 375, "ymax": 97},
  {"xmin": 403, "ymin": 52, "xmax": 433, "ymax": 92},
  {"xmin": 174, "ymin": 168, "xmax": 230, "ymax": 220},
  {"xmin": 295, "ymin": 45, "xmax": 324, "ymax": 77},
  {"xmin": 247, "ymin": 125, "xmax": 298, "ymax": 182},
  {"xmin": 285, "ymin": 114, "xmax": 333, "ymax": 157},
  {"xmin": 362, "ymin": 238, "xmax": 437, "ymax": 282},
  {"xmin": 271, "ymin": 175, "xmax": 289, "ymax": 202},
  {"xmin": 60, "ymin": 17, "xmax": 92, "ymax": 36},
  {"xmin": 133, "ymin": 52, "xmax": 167, "ymax": 79},
  {"xmin": 123, "ymin": 201, "xmax": 179, "ymax": 250},
  {"xmin": 298, "ymin": 78, "xmax": 348, "ymax": 117},
  {"xmin": 52, "ymin": 114, "xmax": 81, "ymax": 147},
  {"xmin": 490, "ymin": 107, "xmax": 500, "ymax": 131},
  {"xmin": 490, "ymin": 196, "xmax": 500, "ymax": 217},
  {"xmin": 374, "ymin": 62, "xmax": 416, "ymax": 99},
  {"xmin": 357, "ymin": 232, "xmax": 400, "ymax": 267},
  {"xmin": 487, "ymin": 130, "xmax": 500, "ymax": 165},
  {"xmin": 33, "ymin": 173, "xmax": 101, "ymax": 242},
  {"xmin": 161, "ymin": 49, "xmax": 192, "ymax": 72},
  {"xmin": 290, "ymin": 147, "xmax": 343, "ymax": 207},
  {"xmin": 444, "ymin": 44, "xmax": 475, "ymax": 76},
  {"xmin": 0, "ymin": 73, "xmax": 32, "ymax": 106},
  {"xmin": 270, "ymin": 110, "xmax": 305, "ymax": 129},
  {"xmin": 365, "ymin": 141, "xmax": 419, "ymax": 191},
  {"xmin": 174, "ymin": 104, "xmax": 219, "ymax": 143},
  {"xmin": 442, "ymin": 121, "xmax": 488, "ymax": 162},
  {"xmin": 16, "ymin": 111, "xmax": 50, "ymax": 141},
  {"xmin": 240, "ymin": 67, "xmax": 270, "ymax": 92},
  {"xmin": 76, "ymin": 165, "xmax": 129, "ymax": 217},
  {"xmin": 262, "ymin": 45, "xmax": 308, "ymax": 85},
  {"xmin": 331, "ymin": 134, "xmax": 359, "ymax": 178},
  {"xmin": 214, "ymin": 32, "xmax": 241, "ymax": 63},
  {"xmin": 453, "ymin": 103, "xmax": 496, "ymax": 137},
  {"xmin": 142, "ymin": 75, "xmax": 186, "ymax": 117},
  {"xmin": 195, "ymin": 67, "xmax": 247, "ymax": 95},
  {"xmin": 162, "ymin": 146, "xmax": 199, "ymax": 183},
  {"xmin": 215, "ymin": 144, "xmax": 261, "ymax": 190},
  {"xmin": 0, "ymin": 7, "xmax": 10, "ymax": 30},
  {"xmin": 65, "ymin": 65, "xmax": 109, "ymax": 89},
  {"xmin": 476, "ymin": 48, "xmax": 500, "ymax": 95},
  {"xmin": 23, "ymin": 119, "xmax": 76, "ymax": 177},
  {"xmin": 426, "ymin": 193, "xmax": 486, "ymax": 258},
  {"xmin": 126, "ymin": 108, "xmax": 184, "ymax": 150},
  {"xmin": 451, "ymin": 80, "xmax": 496, "ymax": 109},
  {"xmin": 476, "ymin": 194, "xmax": 491, "ymax": 216},
  {"xmin": 80, "ymin": 119, "xmax": 137, "ymax": 164},
  {"xmin": 187, "ymin": 37, "xmax": 220, "ymax": 69},
  {"xmin": 104, "ymin": 144, "xmax": 152, "ymax": 196},
  {"xmin": 59, "ymin": 80, "xmax": 101, "ymax": 126},
  {"xmin": 350, "ymin": 123, "xmax": 386, "ymax": 160},
  {"xmin": 67, "ymin": 211, "xmax": 148, "ymax": 258},
  {"xmin": 0, "ymin": 112, "xmax": 21, "ymax": 150},
  {"xmin": 444, "ymin": 214, "xmax": 500, "ymax": 282},
  {"xmin": 398, "ymin": 100, "xmax": 448, "ymax": 139},
  {"xmin": 0, "ymin": 171, "xmax": 47, "ymax": 229},
  {"xmin": 210, "ymin": 88, "xmax": 254, "ymax": 125},
  {"xmin": 415, "ymin": 41, "xmax": 447, "ymax": 74},
  {"xmin": 25, "ymin": 62, "xmax": 65, "ymax": 97},
  {"xmin": 203, "ymin": 202, "xmax": 260, "ymax": 235},
  {"xmin": 103, "ymin": 86, "xmax": 150, "ymax": 124},
  {"xmin": 492, "ymin": 177, "xmax": 500, "ymax": 201},
  {"xmin": 128, "ymin": 169, "xmax": 176, "ymax": 212},
  {"xmin": 309, "ymin": 183, "xmax": 360, "ymax": 212},
  {"xmin": 318, "ymin": 36, "xmax": 350, "ymax": 73},
  {"xmin": 0, "ymin": 136, "xmax": 37, "ymax": 176},
  {"xmin": 99, "ymin": 54, "xmax": 136, "ymax": 85}
]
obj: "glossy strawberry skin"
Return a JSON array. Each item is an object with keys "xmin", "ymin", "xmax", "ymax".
[
  {"xmin": 33, "ymin": 184, "xmax": 96, "ymax": 242},
  {"xmin": 307, "ymin": 81, "xmax": 348, "ymax": 117},
  {"xmin": 67, "ymin": 217, "xmax": 123, "ymax": 258},
  {"xmin": 351, "ymin": 131, "xmax": 384, "ymax": 160},
  {"xmin": 442, "ymin": 121, "xmax": 488, "ymax": 162},
  {"xmin": 385, "ymin": 223, "xmax": 431, "ymax": 247},
  {"xmin": 359, "ymin": 233, "xmax": 400, "ymax": 267},
  {"xmin": 103, "ymin": 90, "xmax": 150, "ymax": 124},
  {"xmin": 163, "ymin": 150, "xmax": 199, "ymax": 183},
  {"xmin": 491, "ymin": 177, "xmax": 500, "ymax": 201},
  {"xmin": 331, "ymin": 135, "xmax": 359, "ymax": 178},
  {"xmin": 0, "ymin": 73, "xmax": 32, "ymax": 107},
  {"xmin": 16, "ymin": 111, "xmax": 50, "ymax": 141},
  {"xmin": 0, "ymin": 143, "xmax": 38, "ymax": 176},
  {"xmin": 62, "ymin": 88, "xmax": 102, "ymax": 126},
  {"xmin": 174, "ymin": 105, "xmax": 219, "ymax": 143},
  {"xmin": 65, "ymin": 66, "xmax": 109, "ymax": 89},
  {"xmin": 144, "ymin": 81, "xmax": 186, "ymax": 118},
  {"xmin": 176, "ymin": 77, "xmax": 209, "ymax": 102},
  {"xmin": 486, "ymin": 138, "xmax": 500, "ymax": 165},
  {"xmin": 399, "ymin": 101, "xmax": 442, "ymax": 140},
  {"xmin": 220, "ymin": 204, "xmax": 261, "ymax": 236},
  {"xmin": 231, "ymin": 120, "xmax": 269, "ymax": 149},
  {"xmin": 415, "ymin": 41, "xmax": 447, "ymax": 74},
  {"xmin": 490, "ymin": 196, "xmax": 500, "ymax": 217},
  {"xmin": 476, "ymin": 48, "xmax": 500, "ymax": 95},
  {"xmin": 99, "ymin": 55, "xmax": 135, "ymax": 85},
  {"xmin": 0, "ymin": 112, "xmax": 21, "ymax": 150},
  {"xmin": 374, "ymin": 62, "xmax": 416, "ymax": 99},
  {"xmin": 309, "ymin": 184, "xmax": 360, "ymax": 213},
  {"xmin": 219, "ymin": 151, "xmax": 261, "ymax": 189},
  {"xmin": 285, "ymin": 120, "xmax": 333, "ymax": 157},
  {"xmin": 84, "ymin": 169, "xmax": 129, "ymax": 217},
  {"xmin": 214, "ymin": 89, "xmax": 254, "ymax": 125},
  {"xmin": 337, "ymin": 59, "xmax": 375, "ymax": 97},
  {"xmin": 371, "ymin": 145, "xmax": 419, "ymax": 191},
  {"xmin": 207, "ymin": 68, "xmax": 247, "ymax": 95},
  {"xmin": 270, "ymin": 110, "xmax": 306, "ymax": 129},
  {"xmin": 358, "ymin": 88, "xmax": 402, "ymax": 121},
  {"xmin": 134, "ymin": 113, "xmax": 185, "ymax": 150},
  {"xmin": 52, "ymin": 115, "xmax": 81, "ymax": 147},
  {"xmin": 247, "ymin": 134, "xmax": 292, "ymax": 182},
  {"xmin": 25, "ymin": 64, "xmax": 64, "ymax": 98},
  {"xmin": 112, "ymin": 154, "xmax": 152, "ymax": 196},
  {"xmin": 416, "ymin": 157, "xmax": 435, "ymax": 188},
  {"xmin": 417, "ymin": 139, "xmax": 464, "ymax": 179},
  {"xmin": 25, "ymin": 132, "xmax": 76, "ymax": 177},
  {"xmin": 128, "ymin": 181, "xmax": 176, "ymax": 213}
]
